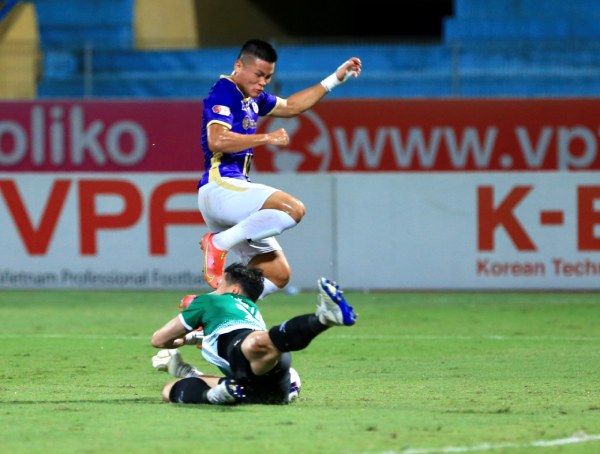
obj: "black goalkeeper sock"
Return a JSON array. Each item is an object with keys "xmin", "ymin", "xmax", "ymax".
[
  {"xmin": 169, "ymin": 377, "xmax": 212, "ymax": 404},
  {"xmin": 268, "ymin": 314, "xmax": 329, "ymax": 352}
]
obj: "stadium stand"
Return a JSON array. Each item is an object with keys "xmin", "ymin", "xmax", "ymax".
[
  {"xmin": 0, "ymin": 0, "xmax": 39, "ymax": 98},
  {"xmin": 2, "ymin": 0, "xmax": 600, "ymax": 99},
  {"xmin": 446, "ymin": 0, "xmax": 600, "ymax": 40},
  {"xmin": 0, "ymin": 0, "xmax": 19, "ymax": 21},
  {"xmin": 32, "ymin": 0, "xmax": 134, "ymax": 50},
  {"xmin": 443, "ymin": 0, "xmax": 600, "ymax": 96}
]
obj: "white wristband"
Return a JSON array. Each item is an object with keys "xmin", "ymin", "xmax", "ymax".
[
  {"xmin": 320, "ymin": 72, "xmax": 342, "ymax": 92},
  {"xmin": 320, "ymin": 60, "xmax": 354, "ymax": 92}
]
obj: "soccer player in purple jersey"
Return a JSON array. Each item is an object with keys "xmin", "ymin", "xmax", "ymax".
[{"xmin": 197, "ymin": 39, "xmax": 362, "ymax": 298}]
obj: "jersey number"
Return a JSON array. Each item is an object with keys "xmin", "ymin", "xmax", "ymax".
[{"xmin": 235, "ymin": 301, "xmax": 264, "ymax": 326}]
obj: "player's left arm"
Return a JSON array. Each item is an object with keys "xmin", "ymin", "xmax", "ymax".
[
  {"xmin": 271, "ymin": 57, "xmax": 362, "ymax": 118},
  {"xmin": 151, "ymin": 316, "xmax": 188, "ymax": 349}
]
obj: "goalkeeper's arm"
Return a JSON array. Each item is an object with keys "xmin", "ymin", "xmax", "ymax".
[{"xmin": 172, "ymin": 329, "xmax": 204, "ymax": 347}]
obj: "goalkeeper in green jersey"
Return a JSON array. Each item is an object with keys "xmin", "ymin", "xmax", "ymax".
[{"xmin": 151, "ymin": 263, "xmax": 357, "ymax": 405}]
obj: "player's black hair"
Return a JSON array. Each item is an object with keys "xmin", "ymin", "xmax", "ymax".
[
  {"xmin": 224, "ymin": 262, "xmax": 264, "ymax": 302},
  {"xmin": 238, "ymin": 39, "xmax": 278, "ymax": 63}
]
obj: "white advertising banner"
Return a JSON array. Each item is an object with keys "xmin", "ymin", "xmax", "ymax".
[
  {"xmin": 0, "ymin": 172, "xmax": 598, "ymax": 290},
  {"xmin": 333, "ymin": 172, "xmax": 600, "ymax": 290},
  {"xmin": 0, "ymin": 173, "xmax": 207, "ymax": 289}
]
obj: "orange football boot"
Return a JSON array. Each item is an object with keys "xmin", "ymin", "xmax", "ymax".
[{"xmin": 200, "ymin": 232, "xmax": 228, "ymax": 289}]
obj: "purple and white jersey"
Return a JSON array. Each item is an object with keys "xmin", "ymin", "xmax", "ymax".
[{"xmin": 198, "ymin": 76, "xmax": 279, "ymax": 188}]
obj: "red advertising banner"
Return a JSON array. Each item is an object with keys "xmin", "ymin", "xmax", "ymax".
[
  {"xmin": 255, "ymin": 99, "xmax": 600, "ymax": 172},
  {"xmin": 0, "ymin": 100, "xmax": 202, "ymax": 172},
  {"xmin": 1, "ymin": 99, "xmax": 600, "ymax": 172}
]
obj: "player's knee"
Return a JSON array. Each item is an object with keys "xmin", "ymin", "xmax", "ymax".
[
  {"xmin": 264, "ymin": 193, "xmax": 305, "ymax": 223},
  {"xmin": 289, "ymin": 200, "xmax": 306, "ymax": 223},
  {"xmin": 162, "ymin": 382, "xmax": 175, "ymax": 402},
  {"xmin": 273, "ymin": 200, "xmax": 305, "ymax": 224},
  {"xmin": 244, "ymin": 331, "xmax": 278, "ymax": 355},
  {"xmin": 270, "ymin": 266, "xmax": 291, "ymax": 289},
  {"xmin": 244, "ymin": 334, "xmax": 281, "ymax": 376}
]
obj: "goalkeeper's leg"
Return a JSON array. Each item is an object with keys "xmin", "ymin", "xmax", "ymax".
[{"xmin": 162, "ymin": 376, "xmax": 244, "ymax": 405}]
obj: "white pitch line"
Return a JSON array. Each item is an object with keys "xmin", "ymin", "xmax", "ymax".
[
  {"xmin": 0, "ymin": 334, "xmax": 149, "ymax": 340},
  {"xmin": 340, "ymin": 334, "xmax": 600, "ymax": 341},
  {"xmin": 333, "ymin": 334, "xmax": 600, "ymax": 341},
  {"xmin": 388, "ymin": 432, "xmax": 600, "ymax": 454},
  {"xmin": 0, "ymin": 333, "xmax": 599, "ymax": 342}
]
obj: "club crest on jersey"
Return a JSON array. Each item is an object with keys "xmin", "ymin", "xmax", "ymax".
[
  {"xmin": 242, "ymin": 116, "xmax": 257, "ymax": 130},
  {"xmin": 212, "ymin": 105, "xmax": 231, "ymax": 116}
]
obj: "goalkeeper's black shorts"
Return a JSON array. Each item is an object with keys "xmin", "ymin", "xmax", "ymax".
[{"xmin": 219, "ymin": 328, "xmax": 291, "ymax": 404}]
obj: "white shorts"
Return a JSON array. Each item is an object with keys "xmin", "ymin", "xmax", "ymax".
[{"xmin": 197, "ymin": 178, "xmax": 283, "ymax": 263}]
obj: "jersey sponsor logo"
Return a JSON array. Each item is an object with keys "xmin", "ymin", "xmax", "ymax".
[{"xmin": 212, "ymin": 105, "xmax": 231, "ymax": 116}]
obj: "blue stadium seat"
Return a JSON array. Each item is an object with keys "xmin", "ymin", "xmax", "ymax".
[
  {"xmin": 32, "ymin": 0, "xmax": 133, "ymax": 49},
  {"xmin": 34, "ymin": 0, "xmax": 600, "ymax": 99},
  {"xmin": 444, "ymin": 18, "xmax": 600, "ymax": 41},
  {"xmin": 454, "ymin": 0, "xmax": 599, "ymax": 18}
]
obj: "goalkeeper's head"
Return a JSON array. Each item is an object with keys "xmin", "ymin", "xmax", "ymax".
[{"xmin": 222, "ymin": 263, "xmax": 264, "ymax": 302}]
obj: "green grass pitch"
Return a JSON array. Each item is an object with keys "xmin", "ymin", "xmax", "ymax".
[{"xmin": 1, "ymin": 290, "xmax": 599, "ymax": 453}]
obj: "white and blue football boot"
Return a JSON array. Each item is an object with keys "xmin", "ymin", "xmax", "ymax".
[{"xmin": 316, "ymin": 278, "xmax": 357, "ymax": 326}]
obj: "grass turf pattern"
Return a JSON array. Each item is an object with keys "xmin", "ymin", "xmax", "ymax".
[{"xmin": 0, "ymin": 290, "xmax": 599, "ymax": 453}]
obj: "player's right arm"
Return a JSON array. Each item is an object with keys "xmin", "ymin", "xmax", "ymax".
[
  {"xmin": 207, "ymin": 123, "xmax": 289, "ymax": 153},
  {"xmin": 151, "ymin": 296, "xmax": 208, "ymax": 348},
  {"xmin": 151, "ymin": 315, "xmax": 188, "ymax": 348}
]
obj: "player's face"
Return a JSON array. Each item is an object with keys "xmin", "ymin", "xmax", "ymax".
[{"xmin": 234, "ymin": 57, "xmax": 275, "ymax": 98}]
